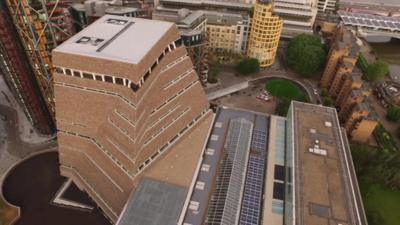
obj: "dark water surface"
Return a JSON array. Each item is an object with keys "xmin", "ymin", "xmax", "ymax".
[{"xmin": 2, "ymin": 152, "xmax": 111, "ymax": 225}]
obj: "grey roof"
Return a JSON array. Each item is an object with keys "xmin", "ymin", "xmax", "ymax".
[
  {"xmin": 53, "ymin": 15, "xmax": 174, "ymax": 64},
  {"xmin": 160, "ymin": 0, "xmax": 253, "ymax": 9},
  {"xmin": 116, "ymin": 178, "xmax": 187, "ymax": 225},
  {"xmin": 205, "ymin": 11, "xmax": 247, "ymax": 25},
  {"xmin": 179, "ymin": 10, "xmax": 205, "ymax": 26},
  {"xmin": 182, "ymin": 107, "xmax": 270, "ymax": 225},
  {"xmin": 105, "ymin": 6, "xmax": 139, "ymax": 15}
]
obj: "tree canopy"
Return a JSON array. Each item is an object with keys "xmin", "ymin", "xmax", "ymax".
[
  {"xmin": 351, "ymin": 144, "xmax": 400, "ymax": 190},
  {"xmin": 235, "ymin": 58, "xmax": 260, "ymax": 75},
  {"xmin": 286, "ymin": 34, "xmax": 327, "ymax": 77},
  {"xmin": 386, "ymin": 105, "xmax": 400, "ymax": 122},
  {"xmin": 207, "ymin": 64, "xmax": 221, "ymax": 84},
  {"xmin": 363, "ymin": 59, "xmax": 390, "ymax": 82}
]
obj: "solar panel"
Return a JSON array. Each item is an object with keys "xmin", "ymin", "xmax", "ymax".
[
  {"xmin": 338, "ymin": 10, "xmax": 400, "ymax": 32},
  {"xmin": 371, "ymin": 20, "xmax": 380, "ymax": 26},
  {"xmin": 365, "ymin": 20, "xmax": 373, "ymax": 26},
  {"xmin": 239, "ymin": 117, "xmax": 269, "ymax": 225},
  {"xmin": 379, "ymin": 21, "xmax": 387, "ymax": 28},
  {"xmin": 206, "ymin": 118, "xmax": 253, "ymax": 225},
  {"xmin": 239, "ymin": 156, "xmax": 265, "ymax": 225},
  {"xmin": 342, "ymin": 17, "xmax": 350, "ymax": 24},
  {"xmin": 388, "ymin": 22, "xmax": 396, "ymax": 29},
  {"xmin": 349, "ymin": 18, "xmax": 358, "ymax": 24},
  {"xmin": 356, "ymin": 19, "xmax": 364, "ymax": 25}
]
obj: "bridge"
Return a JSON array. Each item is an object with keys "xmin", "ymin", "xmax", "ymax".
[{"xmin": 338, "ymin": 10, "xmax": 400, "ymax": 40}]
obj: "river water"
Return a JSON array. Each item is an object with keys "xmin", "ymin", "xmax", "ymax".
[
  {"xmin": 369, "ymin": 39, "xmax": 400, "ymax": 81},
  {"xmin": 369, "ymin": 39, "xmax": 400, "ymax": 64}
]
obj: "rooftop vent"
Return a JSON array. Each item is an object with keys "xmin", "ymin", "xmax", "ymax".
[
  {"xmin": 106, "ymin": 18, "xmax": 128, "ymax": 25},
  {"xmin": 310, "ymin": 203, "xmax": 331, "ymax": 218},
  {"xmin": 309, "ymin": 142, "xmax": 327, "ymax": 156},
  {"xmin": 324, "ymin": 121, "xmax": 332, "ymax": 127},
  {"xmin": 76, "ymin": 36, "xmax": 104, "ymax": 46}
]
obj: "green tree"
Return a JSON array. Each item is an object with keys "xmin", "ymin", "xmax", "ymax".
[
  {"xmin": 286, "ymin": 34, "xmax": 327, "ymax": 77},
  {"xmin": 250, "ymin": 6, "xmax": 254, "ymax": 18},
  {"xmin": 366, "ymin": 209, "xmax": 386, "ymax": 225},
  {"xmin": 320, "ymin": 88, "xmax": 328, "ymax": 97},
  {"xmin": 208, "ymin": 64, "xmax": 221, "ymax": 83},
  {"xmin": 397, "ymin": 126, "xmax": 400, "ymax": 139},
  {"xmin": 235, "ymin": 58, "xmax": 260, "ymax": 75},
  {"xmin": 363, "ymin": 59, "xmax": 389, "ymax": 82},
  {"xmin": 275, "ymin": 98, "xmax": 291, "ymax": 116},
  {"xmin": 322, "ymin": 96, "xmax": 333, "ymax": 106},
  {"xmin": 386, "ymin": 106, "xmax": 400, "ymax": 122}
]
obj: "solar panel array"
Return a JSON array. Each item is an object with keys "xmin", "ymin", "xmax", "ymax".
[
  {"xmin": 338, "ymin": 11, "xmax": 400, "ymax": 32},
  {"xmin": 239, "ymin": 117, "xmax": 269, "ymax": 225},
  {"xmin": 206, "ymin": 118, "xmax": 253, "ymax": 225}
]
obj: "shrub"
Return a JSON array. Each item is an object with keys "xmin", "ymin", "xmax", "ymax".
[
  {"xmin": 387, "ymin": 106, "xmax": 400, "ymax": 122},
  {"xmin": 235, "ymin": 58, "xmax": 260, "ymax": 75},
  {"xmin": 286, "ymin": 34, "xmax": 327, "ymax": 77},
  {"xmin": 363, "ymin": 59, "xmax": 389, "ymax": 82}
]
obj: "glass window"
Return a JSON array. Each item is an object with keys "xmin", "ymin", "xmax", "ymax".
[
  {"xmin": 104, "ymin": 76, "xmax": 113, "ymax": 83},
  {"xmin": 73, "ymin": 70, "xmax": 81, "ymax": 77},
  {"xmin": 115, "ymin": 77, "xmax": 124, "ymax": 85},
  {"xmin": 65, "ymin": 69, "xmax": 72, "ymax": 75},
  {"xmin": 82, "ymin": 72, "xmax": 93, "ymax": 79},
  {"xmin": 95, "ymin": 75, "xmax": 102, "ymax": 81}
]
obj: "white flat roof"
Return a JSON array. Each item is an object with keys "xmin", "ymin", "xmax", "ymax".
[{"xmin": 53, "ymin": 15, "xmax": 174, "ymax": 64}]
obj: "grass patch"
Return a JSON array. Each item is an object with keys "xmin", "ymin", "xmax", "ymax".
[
  {"xmin": 351, "ymin": 144, "xmax": 400, "ymax": 225},
  {"xmin": 266, "ymin": 79, "xmax": 309, "ymax": 116},
  {"xmin": 374, "ymin": 123, "xmax": 399, "ymax": 153},
  {"xmin": 360, "ymin": 183, "xmax": 400, "ymax": 225},
  {"xmin": 265, "ymin": 79, "xmax": 307, "ymax": 100}
]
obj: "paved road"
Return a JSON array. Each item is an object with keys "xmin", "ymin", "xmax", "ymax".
[
  {"xmin": 0, "ymin": 104, "xmax": 56, "ymax": 174},
  {"xmin": 205, "ymin": 66, "xmax": 322, "ymax": 104}
]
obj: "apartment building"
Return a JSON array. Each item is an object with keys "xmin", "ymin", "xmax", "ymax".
[
  {"xmin": 247, "ymin": 2, "xmax": 283, "ymax": 67},
  {"xmin": 343, "ymin": 102, "xmax": 378, "ymax": 143},
  {"xmin": 317, "ymin": 0, "xmax": 337, "ymax": 14},
  {"xmin": 320, "ymin": 26, "xmax": 360, "ymax": 88},
  {"xmin": 157, "ymin": 0, "xmax": 254, "ymax": 12},
  {"xmin": 206, "ymin": 12, "xmax": 251, "ymax": 54},
  {"xmin": 153, "ymin": 9, "xmax": 209, "ymax": 85},
  {"xmin": 320, "ymin": 25, "xmax": 377, "ymax": 143},
  {"xmin": 52, "ymin": 15, "xmax": 213, "ymax": 222},
  {"xmin": 339, "ymin": 88, "xmax": 370, "ymax": 120},
  {"xmin": 332, "ymin": 73, "xmax": 377, "ymax": 143},
  {"xmin": 273, "ymin": 0, "xmax": 318, "ymax": 38}
]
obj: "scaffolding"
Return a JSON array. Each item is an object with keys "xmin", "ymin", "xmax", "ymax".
[
  {"xmin": 5, "ymin": 0, "xmax": 73, "ymax": 121},
  {"xmin": 187, "ymin": 42, "xmax": 208, "ymax": 86}
]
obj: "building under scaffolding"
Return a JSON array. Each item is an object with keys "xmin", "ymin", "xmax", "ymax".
[
  {"xmin": 5, "ymin": 0, "xmax": 74, "ymax": 125},
  {"xmin": 0, "ymin": 0, "xmax": 53, "ymax": 133}
]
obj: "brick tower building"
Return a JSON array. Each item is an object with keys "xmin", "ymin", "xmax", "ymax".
[{"xmin": 52, "ymin": 15, "xmax": 212, "ymax": 221}]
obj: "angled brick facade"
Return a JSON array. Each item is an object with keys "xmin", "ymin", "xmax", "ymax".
[{"xmin": 52, "ymin": 15, "xmax": 211, "ymax": 221}]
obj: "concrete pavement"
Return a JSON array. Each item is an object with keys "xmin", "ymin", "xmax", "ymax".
[
  {"xmin": 0, "ymin": 103, "xmax": 56, "ymax": 181},
  {"xmin": 205, "ymin": 66, "xmax": 321, "ymax": 104}
]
